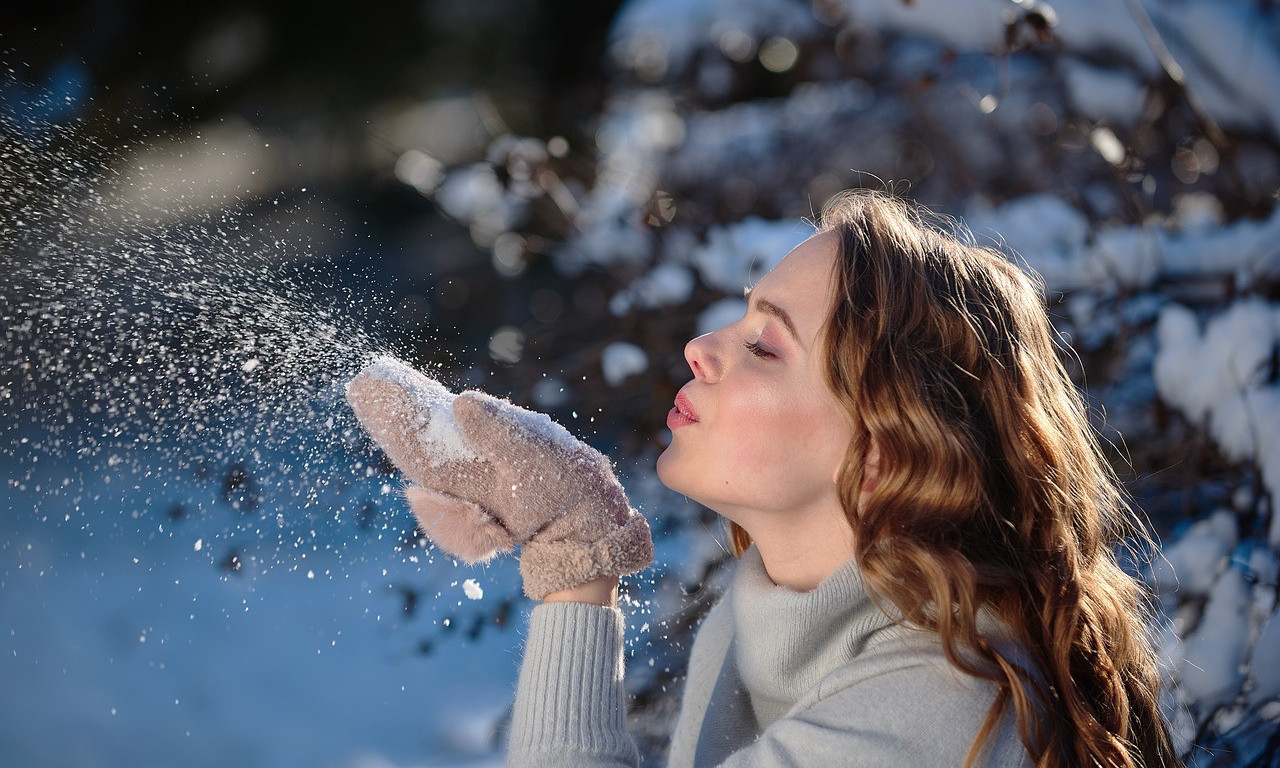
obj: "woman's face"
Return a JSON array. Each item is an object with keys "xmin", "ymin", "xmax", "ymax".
[{"xmin": 657, "ymin": 230, "xmax": 853, "ymax": 524}]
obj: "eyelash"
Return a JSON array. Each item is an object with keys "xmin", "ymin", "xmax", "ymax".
[{"xmin": 743, "ymin": 340, "xmax": 775, "ymax": 359}]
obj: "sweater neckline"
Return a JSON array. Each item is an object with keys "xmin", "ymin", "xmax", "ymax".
[{"xmin": 730, "ymin": 546, "xmax": 898, "ymax": 725}]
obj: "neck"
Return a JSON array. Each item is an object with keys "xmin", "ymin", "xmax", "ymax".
[{"xmin": 737, "ymin": 507, "xmax": 856, "ymax": 592}]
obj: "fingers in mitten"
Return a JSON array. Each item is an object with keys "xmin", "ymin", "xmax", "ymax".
[
  {"xmin": 347, "ymin": 373, "xmax": 442, "ymax": 476},
  {"xmin": 405, "ymin": 485, "xmax": 515, "ymax": 564},
  {"xmin": 452, "ymin": 390, "xmax": 594, "ymax": 463},
  {"xmin": 451, "ymin": 391, "xmax": 614, "ymax": 538},
  {"xmin": 347, "ymin": 374, "xmax": 424, "ymax": 451},
  {"xmin": 347, "ymin": 373, "xmax": 492, "ymax": 494}
]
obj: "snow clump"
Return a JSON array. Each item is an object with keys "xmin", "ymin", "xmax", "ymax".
[
  {"xmin": 462, "ymin": 579, "xmax": 484, "ymax": 600},
  {"xmin": 1153, "ymin": 302, "xmax": 1280, "ymax": 544},
  {"xmin": 602, "ymin": 342, "xmax": 650, "ymax": 387},
  {"xmin": 692, "ymin": 217, "xmax": 812, "ymax": 293},
  {"xmin": 697, "ymin": 297, "xmax": 748, "ymax": 336},
  {"xmin": 610, "ymin": 263, "xmax": 695, "ymax": 315}
]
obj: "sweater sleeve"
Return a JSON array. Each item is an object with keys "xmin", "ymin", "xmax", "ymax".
[{"xmin": 506, "ymin": 601, "xmax": 640, "ymax": 768}]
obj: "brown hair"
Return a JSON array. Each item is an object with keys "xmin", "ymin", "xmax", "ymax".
[{"xmin": 728, "ymin": 190, "xmax": 1179, "ymax": 767}]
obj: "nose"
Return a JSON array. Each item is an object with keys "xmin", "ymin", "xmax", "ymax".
[{"xmin": 684, "ymin": 332, "xmax": 720, "ymax": 383}]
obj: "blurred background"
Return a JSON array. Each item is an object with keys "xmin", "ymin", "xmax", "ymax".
[{"xmin": 2, "ymin": 1, "xmax": 1279, "ymax": 766}]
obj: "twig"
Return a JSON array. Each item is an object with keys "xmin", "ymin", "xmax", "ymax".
[{"xmin": 1120, "ymin": 0, "xmax": 1231, "ymax": 152}]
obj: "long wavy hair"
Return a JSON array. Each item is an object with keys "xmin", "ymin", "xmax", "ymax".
[{"xmin": 727, "ymin": 190, "xmax": 1179, "ymax": 768}]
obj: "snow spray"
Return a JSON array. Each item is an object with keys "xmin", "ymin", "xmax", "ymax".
[{"xmin": 0, "ymin": 109, "xmax": 436, "ymax": 572}]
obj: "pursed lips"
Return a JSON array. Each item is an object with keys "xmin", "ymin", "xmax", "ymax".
[
  {"xmin": 674, "ymin": 391, "xmax": 698, "ymax": 421},
  {"xmin": 667, "ymin": 390, "xmax": 700, "ymax": 430}
]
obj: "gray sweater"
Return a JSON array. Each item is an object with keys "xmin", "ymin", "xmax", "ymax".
[{"xmin": 508, "ymin": 547, "xmax": 1034, "ymax": 767}]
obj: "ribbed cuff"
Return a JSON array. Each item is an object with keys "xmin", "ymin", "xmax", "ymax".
[{"xmin": 508, "ymin": 602, "xmax": 638, "ymax": 766}]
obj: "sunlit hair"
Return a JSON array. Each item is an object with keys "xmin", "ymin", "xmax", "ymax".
[{"xmin": 728, "ymin": 190, "xmax": 1179, "ymax": 768}]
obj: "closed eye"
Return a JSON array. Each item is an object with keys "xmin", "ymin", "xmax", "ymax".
[{"xmin": 743, "ymin": 340, "xmax": 775, "ymax": 359}]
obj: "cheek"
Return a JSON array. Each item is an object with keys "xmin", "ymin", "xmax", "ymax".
[
  {"xmin": 720, "ymin": 381, "xmax": 845, "ymax": 476},
  {"xmin": 761, "ymin": 409, "xmax": 846, "ymax": 474}
]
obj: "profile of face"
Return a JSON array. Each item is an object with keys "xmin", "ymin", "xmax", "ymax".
[{"xmin": 657, "ymin": 231, "xmax": 854, "ymax": 531}]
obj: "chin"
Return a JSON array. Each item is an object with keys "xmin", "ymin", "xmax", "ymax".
[
  {"xmin": 655, "ymin": 448, "xmax": 679, "ymax": 491},
  {"xmin": 655, "ymin": 448, "xmax": 702, "ymax": 501}
]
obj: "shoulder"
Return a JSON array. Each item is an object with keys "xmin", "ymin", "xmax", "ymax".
[{"xmin": 792, "ymin": 628, "xmax": 1031, "ymax": 766}]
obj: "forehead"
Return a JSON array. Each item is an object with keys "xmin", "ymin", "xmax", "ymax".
[{"xmin": 751, "ymin": 231, "xmax": 838, "ymax": 332}]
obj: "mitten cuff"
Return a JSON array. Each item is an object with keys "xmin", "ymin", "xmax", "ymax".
[{"xmin": 519, "ymin": 513, "xmax": 654, "ymax": 600}]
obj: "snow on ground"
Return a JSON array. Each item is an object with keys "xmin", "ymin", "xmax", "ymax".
[{"xmin": 0, "ymin": 437, "xmax": 520, "ymax": 768}]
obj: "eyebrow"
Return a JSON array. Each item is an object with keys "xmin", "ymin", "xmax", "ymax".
[{"xmin": 743, "ymin": 286, "xmax": 800, "ymax": 343}]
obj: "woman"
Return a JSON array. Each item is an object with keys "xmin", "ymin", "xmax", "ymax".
[{"xmin": 347, "ymin": 190, "xmax": 1180, "ymax": 767}]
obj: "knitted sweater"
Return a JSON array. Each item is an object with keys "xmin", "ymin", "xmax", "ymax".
[{"xmin": 507, "ymin": 547, "xmax": 1034, "ymax": 767}]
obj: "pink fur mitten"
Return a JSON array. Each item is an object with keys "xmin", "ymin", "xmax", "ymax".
[{"xmin": 345, "ymin": 356, "xmax": 653, "ymax": 599}]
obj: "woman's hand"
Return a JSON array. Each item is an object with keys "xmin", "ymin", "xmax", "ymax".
[{"xmin": 346, "ymin": 357, "xmax": 652, "ymax": 600}]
